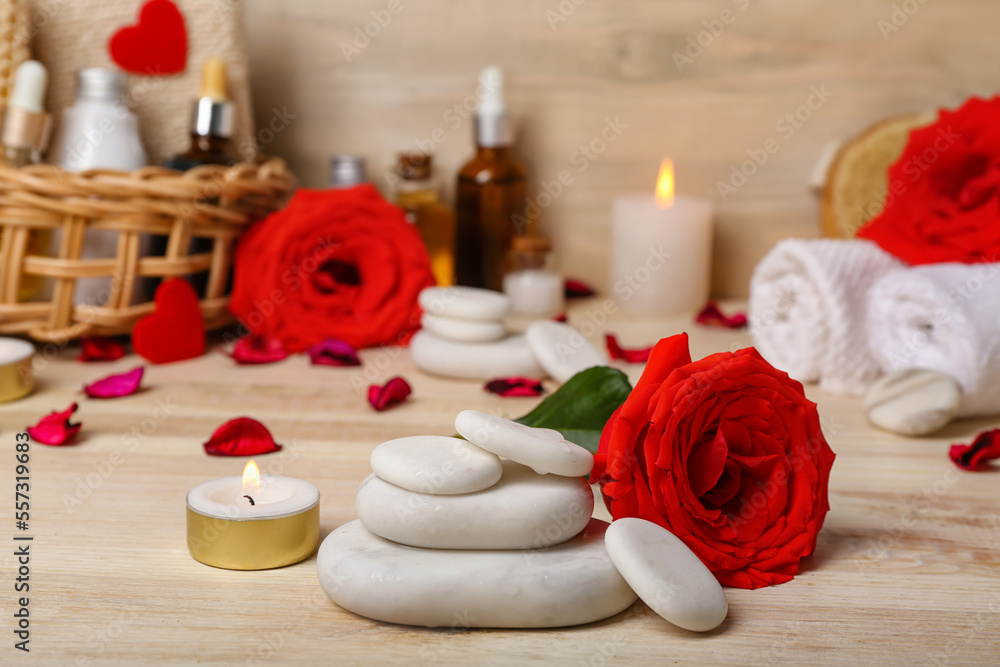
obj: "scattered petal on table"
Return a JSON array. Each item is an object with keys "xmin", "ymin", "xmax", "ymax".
[
  {"xmin": 204, "ymin": 417, "xmax": 283, "ymax": 456},
  {"xmin": 950, "ymin": 430, "xmax": 1000, "ymax": 471},
  {"xmin": 565, "ymin": 278, "xmax": 596, "ymax": 299},
  {"xmin": 84, "ymin": 366, "xmax": 145, "ymax": 399},
  {"xmin": 552, "ymin": 313, "xmax": 568, "ymax": 323},
  {"xmin": 307, "ymin": 338, "xmax": 361, "ymax": 367},
  {"xmin": 695, "ymin": 301, "xmax": 748, "ymax": 328},
  {"xmin": 231, "ymin": 335, "xmax": 289, "ymax": 365},
  {"xmin": 485, "ymin": 377, "xmax": 545, "ymax": 397},
  {"xmin": 368, "ymin": 377, "xmax": 412, "ymax": 411},
  {"xmin": 78, "ymin": 336, "xmax": 125, "ymax": 362},
  {"xmin": 27, "ymin": 403, "xmax": 82, "ymax": 446},
  {"xmin": 605, "ymin": 334, "xmax": 653, "ymax": 363}
]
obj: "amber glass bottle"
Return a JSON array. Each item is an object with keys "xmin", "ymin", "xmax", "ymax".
[
  {"xmin": 396, "ymin": 153, "xmax": 455, "ymax": 285},
  {"xmin": 454, "ymin": 67, "xmax": 528, "ymax": 291}
]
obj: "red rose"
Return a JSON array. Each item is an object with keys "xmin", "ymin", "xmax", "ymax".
[
  {"xmin": 229, "ymin": 185, "xmax": 435, "ymax": 352},
  {"xmin": 857, "ymin": 96, "xmax": 1000, "ymax": 264},
  {"xmin": 593, "ymin": 333, "xmax": 835, "ymax": 589}
]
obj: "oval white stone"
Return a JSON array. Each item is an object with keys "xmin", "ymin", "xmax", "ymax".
[
  {"xmin": 419, "ymin": 286, "xmax": 510, "ymax": 321},
  {"xmin": 355, "ymin": 460, "xmax": 594, "ymax": 549},
  {"xmin": 370, "ymin": 435, "xmax": 502, "ymax": 495},
  {"xmin": 421, "ymin": 313, "xmax": 506, "ymax": 343},
  {"xmin": 411, "ymin": 330, "xmax": 545, "ymax": 380},
  {"xmin": 525, "ymin": 320, "xmax": 605, "ymax": 383},
  {"xmin": 864, "ymin": 369, "xmax": 962, "ymax": 436},
  {"xmin": 317, "ymin": 518, "xmax": 637, "ymax": 628},
  {"xmin": 455, "ymin": 409, "xmax": 593, "ymax": 477},
  {"xmin": 605, "ymin": 518, "xmax": 728, "ymax": 632}
]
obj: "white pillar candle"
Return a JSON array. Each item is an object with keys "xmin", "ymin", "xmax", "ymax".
[
  {"xmin": 186, "ymin": 461, "xmax": 320, "ymax": 570},
  {"xmin": 610, "ymin": 160, "xmax": 713, "ymax": 315},
  {"xmin": 0, "ymin": 337, "xmax": 35, "ymax": 403}
]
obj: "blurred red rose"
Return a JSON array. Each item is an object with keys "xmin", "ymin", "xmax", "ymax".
[
  {"xmin": 593, "ymin": 333, "xmax": 835, "ymax": 589},
  {"xmin": 858, "ymin": 96, "xmax": 1000, "ymax": 264},
  {"xmin": 230, "ymin": 185, "xmax": 435, "ymax": 352}
]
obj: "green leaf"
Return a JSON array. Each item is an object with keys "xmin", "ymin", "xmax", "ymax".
[{"xmin": 516, "ymin": 366, "xmax": 633, "ymax": 453}]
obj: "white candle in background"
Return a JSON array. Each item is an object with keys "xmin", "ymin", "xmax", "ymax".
[{"xmin": 610, "ymin": 159, "xmax": 713, "ymax": 315}]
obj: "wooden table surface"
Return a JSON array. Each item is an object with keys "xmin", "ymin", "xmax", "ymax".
[{"xmin": 1, "ymin": 301, "xmax": 998, "ymax": 666}]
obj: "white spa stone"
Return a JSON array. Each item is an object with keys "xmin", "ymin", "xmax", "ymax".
[
  {"xmin": 410, "ymin": 330, "xmax": 545, "ymax": 380},
  {"xmin": 355, "ymin": 460, "xmax": 594, "ymax": 549},
  {"xmin": 418, "ymin": 286, "xmax": 510, "ymax": 321},
  {"xmin": 525, "ymin": 320, "xmax": 605, "ymax": 384},
  {"xmin": 317, "ymin": 518, "xmax": 637, "ymax": 628},
  {"xmin": 454, "ymin": 409, "xmax": 594, "ymax": 477},
  {"xmin": 864, "ymin": 369, "xmax": 962, "ymax": 436},
  {"xmin": 369, "ymin": 435, "xmax": 502, "ymax": 495},
  {"xmin": 421, "ymin": 313, "xmax": 506, "ymax": 343},
  {"xmin": 605, "ymin": 518, "xmax": 728, "ymax": 633}
]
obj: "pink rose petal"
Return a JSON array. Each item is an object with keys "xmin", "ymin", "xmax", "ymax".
[
  {"xmin": 203, "ymin": 417, "xmax": 283, "ymax": 457},
  {"xmin": 78, "ymin": 336, "xmax": 125, "ymax": 362},
  {"xmin": 231, "ymin": 335, "xmax": 289, "ymax": 365},
  {"xmin": 695, "ymin": 301, "xmax": 748, "ymax": 328},
  {"xmin": 950, "ymin": 429, "xmax": 1000, "ymax": 471},
  {"xmin": 605, "ymin": 334, "xmax": 653, "ymax": 363},
  {"xmin": 27, "ymin": 403, "xmax": 82, "ymax": 446},
  {"xmin": 368, "ymin": 376, "xmax": 412, "ymax": 411},
  {"xmin": 307, "ymin": 338, "xmax": 361, "ymax": 367},
  {"xmin": 83, "ymin": 367, "xmax": 144, "ymax": 399},
  {"xmin": 485, "ymin": 377, "xmax": 545, "ymax": 397}
]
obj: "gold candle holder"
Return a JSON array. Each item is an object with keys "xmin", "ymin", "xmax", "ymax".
[{"xmin": 0, "ymin": 338, "xmax": 34, "ymax": 404}]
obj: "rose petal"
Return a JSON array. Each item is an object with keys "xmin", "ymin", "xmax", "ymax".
[
  {"xmin": 368, "ymin": 376, "xmax": 412, "ymax": 411},
  {"xmin": 949, "ymin": 429, "xmax": 1000, "ymax": 471},
  {"xmin": 307, "ymin": 338, "xmax": 361, "ymax": 367},
  {"xmin": 605, "ymin": 334, "xmax": 653, "ymax": 363},
  {"xmin": 696, "ymin": 301, "xmax": 748, "ymax": 328},
  {"xmin": 84, "ymin": 367, "xmax": 144, "ymax": 399},
  {"xmin": 203, "ymin": 417, "xmax": 283, "ymax": 457},
  {"xmin": 78, "ymin": 337, "xmax": 125, "ymax": 362},
  {"xmin": 484, "ymin": 377, "xmax": 545, "ymax": 397},
  {"xmin": 552, "ymin": 313, "xmax": 568, "ymax": 323},
  {"xmin": 231, "ymin": 335, "xmax": 289, "ymax": 365},
  {"xmin": 27, "ymin": 403, "xmax": 82, "ymax": 446},
  {"xmin": 565, "ymin": 278, "xmax": 596, "ymax": 299}
]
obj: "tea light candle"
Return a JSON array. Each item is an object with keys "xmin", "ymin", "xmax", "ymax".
[
  {"xmin": 0, "ymin": 337, "xmax": 35, "ymax": 403},
  {"xmin": 610, "ymin": 160, "xmax": 713, "ymax": 314},
  {"xmin": 186, "ymin": 461, "xmax": 320, "ymax": 570}
]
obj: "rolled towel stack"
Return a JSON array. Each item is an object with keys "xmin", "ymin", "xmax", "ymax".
[
  {"xmin": 748, "ymin": 238, "xmax": 904, "ymax": 395},
  {"xmin": 867, "ymin": 262, "xmax": 1000, "ymax": 418}
]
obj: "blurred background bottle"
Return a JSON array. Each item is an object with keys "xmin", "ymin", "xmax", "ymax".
[{"xmin": 395, "ymin": 152, "xmax": 454, "ymax": 286}]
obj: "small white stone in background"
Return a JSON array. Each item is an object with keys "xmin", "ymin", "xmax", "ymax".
[
  {"xmin": 410, "ymin": 331, "xmax": 545, "ymax": 380},
  {"xmin": 525, "ymin": 320, "xmax": 605, "ymax": 384},
  {"xmin": 421, "ymin": 313, "xmax": 506, "ymax": 343},
  {"xmin": 419, "ymin": 286, "xmax": 510, "ymax": 321},
  {"xmin": 370, "ymin": 435, "xmax": 502, "ymax": 495},
  {"xmin": 355, "ymin": 459, "xmax": 594, "ymax": 549},
  {"xmin": 864, "ymin": 369, "xmax": 962, "ymax": 436},
  {"xmin": 605, "ymin": 517, "xmax": 728, "ymax": 632},
  {"xmin": 455, "ymin": 409, "xmax": 594, "ymax": 477},
  {"xmin": 317, "ymin": 518, "xmax": 637, "ymax": 628}
]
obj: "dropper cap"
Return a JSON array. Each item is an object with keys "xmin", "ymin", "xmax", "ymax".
[
  {"xmin": 2, "ymin": 60, "xmax": 52, "ymax": 151},
  {"xmin": 192, "ymin": 58, "xmax": 234, "ymax": 138},
  {"xmin": 474, "ymin": 66, "xmax": 511, "ymax": 148}
]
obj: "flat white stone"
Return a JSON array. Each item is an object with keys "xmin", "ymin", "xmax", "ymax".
[
  {"xmin": 355, "ymin": 459, "xmax": 593, "ymax": 549},
  {"xmin": 370, "ymin": 435, "xmax": 502, "ymax": 495},
  {"xmin": 864, "ymin": 369, "xmax": 962, "ymax": 436},
  {"xmin": 605, "ymin": 518, "xmax": 728, "ymax": 632},
  {"xmin": 455, "ymin": 409, "xmax": 593, "ymax": 477},
  {"xmin": 410, "ymin": 330, "xmax": 545, "ymax": 380},
  {"xmin": 525, "ymin": 320, "xmax": 605, "ymax": 383},
  {"xmin": 317, "ymin": 518, "xmax": 637, "ymax": 628},
  {"xmin": 419, "ymin": 286, "xmax": 509, "ymax": 322},
  {"xmin": 421, "ymin": 313, "xmax": 506, "ymax": 343}
]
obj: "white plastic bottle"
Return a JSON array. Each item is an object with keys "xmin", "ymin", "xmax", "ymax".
[{"xmin": 48, "ymin": 69, "xmax": 148, "ymax": 305}]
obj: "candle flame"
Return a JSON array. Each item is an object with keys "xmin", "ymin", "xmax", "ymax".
[
  {"xmin": 655, "ymin": 159, "xmax": 675, "ymax": 209},
  {"xmin": 242, "ymin": 460, "xmax": 261, "ymax": 497}
]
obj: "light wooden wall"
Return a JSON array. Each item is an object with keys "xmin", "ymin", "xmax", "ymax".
[{"xmin": 242, "ymin": 0, "xmax": 999, "ymax": 297}]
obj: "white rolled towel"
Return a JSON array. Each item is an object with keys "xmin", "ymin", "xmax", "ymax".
[
  {"xmin": 748, "ymin": 238, "xmax": 904, "ymax": 395},
  {"xmin": 867, "ymin": 263, "xmax": 1000, "ymax": 418}
]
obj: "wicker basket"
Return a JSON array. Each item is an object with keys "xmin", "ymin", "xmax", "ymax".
[{"xmin": 0, "ymin": 159, "xmax": 294, "ymax": 343}]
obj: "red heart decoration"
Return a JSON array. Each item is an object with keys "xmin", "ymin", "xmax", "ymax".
[
  {"xmin": 133, "ymin": 280, "xmax": 205, "ymax": 364},
  {"xmin": 109, "ymin": 0, "xmax": 188, "ymax": 76}
]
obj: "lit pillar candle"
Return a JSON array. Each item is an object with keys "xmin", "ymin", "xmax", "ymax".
[
  {"xmin": 0, "ymin": 337, "xmax": 35, "ymax": 403},
  {"xmin": 610, "ymin": 160, "xmax": 713, "ymax": 314},
  {"xmin": 186, "ymin": 460, "xmax": 320, "ymax": 570}
]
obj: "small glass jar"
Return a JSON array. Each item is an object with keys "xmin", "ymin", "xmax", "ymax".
[{"xmin": 503, "ymin": 235, "xmax": 564, "ymax": 317}]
